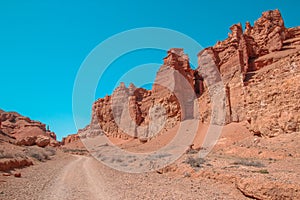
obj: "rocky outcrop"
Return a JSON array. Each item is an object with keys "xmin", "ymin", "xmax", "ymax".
[
  {"xmin": 61, "ymin": 134, "xmax": 80, "ymax": 145},
  {"xmin": 35, "ymin": 135, "xmax": 50, "ymax": 147},
  {"xmin": 236, "ymin": 177, "xmax": 300, "ymax": 199},
  {"xmin": 0, "ymin": 110, "xmax": 58, "ymax": 147},
  {"xmin": 88, "ymin": 48, "xmax": 198, "ymax": 141},
  {"xmin": 0, "ymin": 158, "xmax": 33, "ymax": 172},
  {"xmin": 66, "ymin": 9, "xmax": 300, "ymax": 142},
  {"xmin": 197, "ymin": 10, "xmax": 288, "ymax": 123},
  {"xmin": 196, "ymin": 10, "xmax": 300, "ymax": 138},
  {"xmin": 16, "ymin": 135, "xmax": 51, "ymax": 147},
  {"xmin": 16, "ymin": 136, "xmax": 37, "ymax": 146},
  {"xmin": 93, "ymin": 82, "xmax": 152, "ymax": 140},
  {"xmin": 244, "ymin": 54, "xmax": 300, "ymax": 137},
  {"xmin": 246, "ymin": 10, "xmax": 287, "ymax": 56}
]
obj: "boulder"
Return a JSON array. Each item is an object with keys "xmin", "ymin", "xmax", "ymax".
[
  {"xmin": 35, "ymin": 135, "xmax": 50, "ymax": 147},
  {"xmin": 16, "ymin": 136, "xmax": 37, "ymax": 146}
]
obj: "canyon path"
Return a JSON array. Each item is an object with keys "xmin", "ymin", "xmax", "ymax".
[{"xmin": 1, "ymin": 151, "xmax": 249, "ymax": 200}]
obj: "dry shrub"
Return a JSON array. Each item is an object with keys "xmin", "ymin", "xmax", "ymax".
[{"xmin": 25, "ymin": 146, "xmax": 56, "ymax": 162}]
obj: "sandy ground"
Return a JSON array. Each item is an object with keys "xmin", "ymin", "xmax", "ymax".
[
  {"xmin": 1, "ymin": 123, "xmax": 299, "ymax": 199},
  {"xmin": 0, "ymin": 151, "xmax": 249, "ymax": 200}
]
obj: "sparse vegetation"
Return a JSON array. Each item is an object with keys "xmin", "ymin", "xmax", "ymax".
[
  {"xmin": 25, "ymin": 146, "xmax": 56, "ymax": 162},
  {"xmin": 30, "ymin": 152, "xmax": 49, "ymax": 161},
  {"xmin": 258, "ymin": 169, "xmax": 269, "ymax": 174},
  {"xmin": 186, "ymin": 148, "xmax": 199, "ymax": 154},
  {"xmin": 233, "ymin": 158, "xmax": 265, "ymax": 168},
  {"xmin": 251, "ymin": 169, "xmax": 269, "ymax": 174},
  {"xmin": 185, "ymin": 157, "xmax": 205, "ymax": 169},
  {"xmin": 0, "ymin": 150, "xmax": 14, "ymax": 159},
  {"xmin": 0, "ymin": 149, "xmax": 27, "ymax": 159},
  {"xmin": 62, "ymin": 148, "xmax": 88, "ymax": 155},
  {"xmin": 44, "ymin": 146, "xmax": 56, "ymax": 156}
]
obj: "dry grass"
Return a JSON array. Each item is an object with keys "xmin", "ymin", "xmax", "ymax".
[
  {"xmin": 62, "ymin": 148, "xmax": 88, "ymax": 155},
  {"xmin": 233, "ymin": 158, "xmax": 265, "ymax": 168},
  {"xmin": 184, "ymin": 156, "xmax": 205, "ymax": 169},
  {"xmin": 0, "ymin": 150, "xmax": 14, "ymax": 159},
  {"xmin": 25, "ymin": 146, "xmax": 56, "ymax": 162},
  {"xmin": 0, "ymin": 150, "xmax": 27, "ymax": 159}
]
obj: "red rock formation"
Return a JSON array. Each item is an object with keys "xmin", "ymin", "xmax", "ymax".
[
  {"xmin": 87, "ymin": 48, "xmax": 198, "ymax": 141},
  {"xmin": 246, "ymin": 9, "xmax": 286, "ymax": 55},
  {"xmin": 197, "ymin": 22, "xmax": 250, "ymax": 123},
  {"xmin": 197, "ymin": 9, "xmax": 300, "ymax": 137},
  {"xmin": 161, "ymin": 48, "xmax": 195, "ymax": 89},
  {"xmin": 16, "ymin": 136, "xmax": 37, "ymax": 146},
  {"xmin": 35, "ymin": 135, "xmax": 51, "ymax": 147},
  {"xmin": 0, "ymin": 159, "xmax": 33, "ymax": 172},
  {"xmin": 0, "ymin": 110, "xmax": 58, "ymax": 147},
  {"xmin": 65, "ymin": 48, "xmax": 196, "ymax": 143},
  {"xmin": 61, "ymin": 133, "xmax": 80, "ymax": 145},
  {"xmin": 66, "ymin": 9, "xmax": 300, "ymax": 142}
]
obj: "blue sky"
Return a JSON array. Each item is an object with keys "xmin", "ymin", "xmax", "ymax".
[{"xmin": 0, "ymin": 0, "xmax": 299, "ymax": 140}]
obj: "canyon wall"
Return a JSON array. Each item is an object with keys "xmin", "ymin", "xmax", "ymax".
[
  {"xmin": 89, "ymin": 48, "xmax": 197, "ymax": 141},
  {"xmin": 70, "ymin": 9, "xmax": 300, "ymax": 141},
  {"xmin": 197, "ymin": 9, "xmax": 300, "ymax": 137}
]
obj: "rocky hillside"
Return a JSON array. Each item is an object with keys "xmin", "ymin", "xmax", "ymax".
[
  {"xmin": 0, "ymin": 109, "xmax": 59, "ymax": 172},
  {"xmin": 64, "ymin": 10, "xmax": 299, "ymax": 145},
  {"xmin": 0, "ymin": 109, "xmax": 58, "ymax": 147}
]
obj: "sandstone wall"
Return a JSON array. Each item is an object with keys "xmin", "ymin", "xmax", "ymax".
[
  {"xmin": 196, "ymin": 10, "xmax": 300, "ymax": 137},
  {"xmin": 68, "ymin": 10, "xmax": 300, "ymax": 142},
  {"xmin": 91, "ymin": 48, "xmax": 198, "ymax": 140}
]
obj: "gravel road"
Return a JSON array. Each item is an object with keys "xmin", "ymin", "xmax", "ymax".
[{"xmin": 0, "ymin": 152, "xmax": 248, "ymax": 200}]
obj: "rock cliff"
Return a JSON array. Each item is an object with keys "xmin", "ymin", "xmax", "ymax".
[
  {"xmin": 67, "ymin": 9, "xmax": 300, "ymax": 142},
  {"xmin": 197, "ymin": 9, "xmax": 300, "ymax": 137}
]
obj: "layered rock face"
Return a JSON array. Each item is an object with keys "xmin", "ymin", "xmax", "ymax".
[
  {"xmin": 197, "ymin": 10, "xmax": 289, "ymax": 123},
  {"xmin": 0, "ymin": 110, "xmax": 58, "ymax": 147},
  {"xmin": 89, "ymin": 48, "xmax": 198, "ymax": 140},
  {"xmin": 69, "ymin": 9, "xmax": 299, "ymax": 141},
  {"xmin": 244, "ymin": 51, "xmax": 300, "ymax": 137},
  {"xmin": 61, "ymin": 133, "xmax": 80, "ymax": 145},
  {"xmin": 197, "ymin": 10, "xmax": 300, "ymax": 137},
  {"xmin": 245, "ymin": 9, "xmax": 286, "ymax": 57}
]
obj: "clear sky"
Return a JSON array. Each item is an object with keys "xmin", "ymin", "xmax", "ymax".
[{"xmin": 0, "ymin": 0, "xmax": 299, "ymax": 140}]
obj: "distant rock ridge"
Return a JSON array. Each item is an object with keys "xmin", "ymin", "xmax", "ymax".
[{"xmin": 66, "ymin": 9, "xmax": 300, "ymax": 143}]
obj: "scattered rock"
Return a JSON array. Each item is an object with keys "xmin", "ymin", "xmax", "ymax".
[
  {"xmin": 14, "ymin": 172, "xmax": 21, "ymax": 178},
  {"xmin": 183, "ymin": 172, "xmax": 191, "ymax": 178},
  {"xmin": 0, "ymin": 159, "xmax": 33, "ymax": 171}
]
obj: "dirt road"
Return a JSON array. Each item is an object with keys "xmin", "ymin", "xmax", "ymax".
[
  {"xmin": 39, "ymin": 156, "xmax": 107, "ymax": 200},
  {"xmin": 0, "ymin": 153, "xmax": 248, "ymax": 200}
]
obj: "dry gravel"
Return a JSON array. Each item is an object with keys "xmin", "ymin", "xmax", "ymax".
[{"xmin": 0, "ymin": 151, "xmax": 248, "ymax": 200}]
